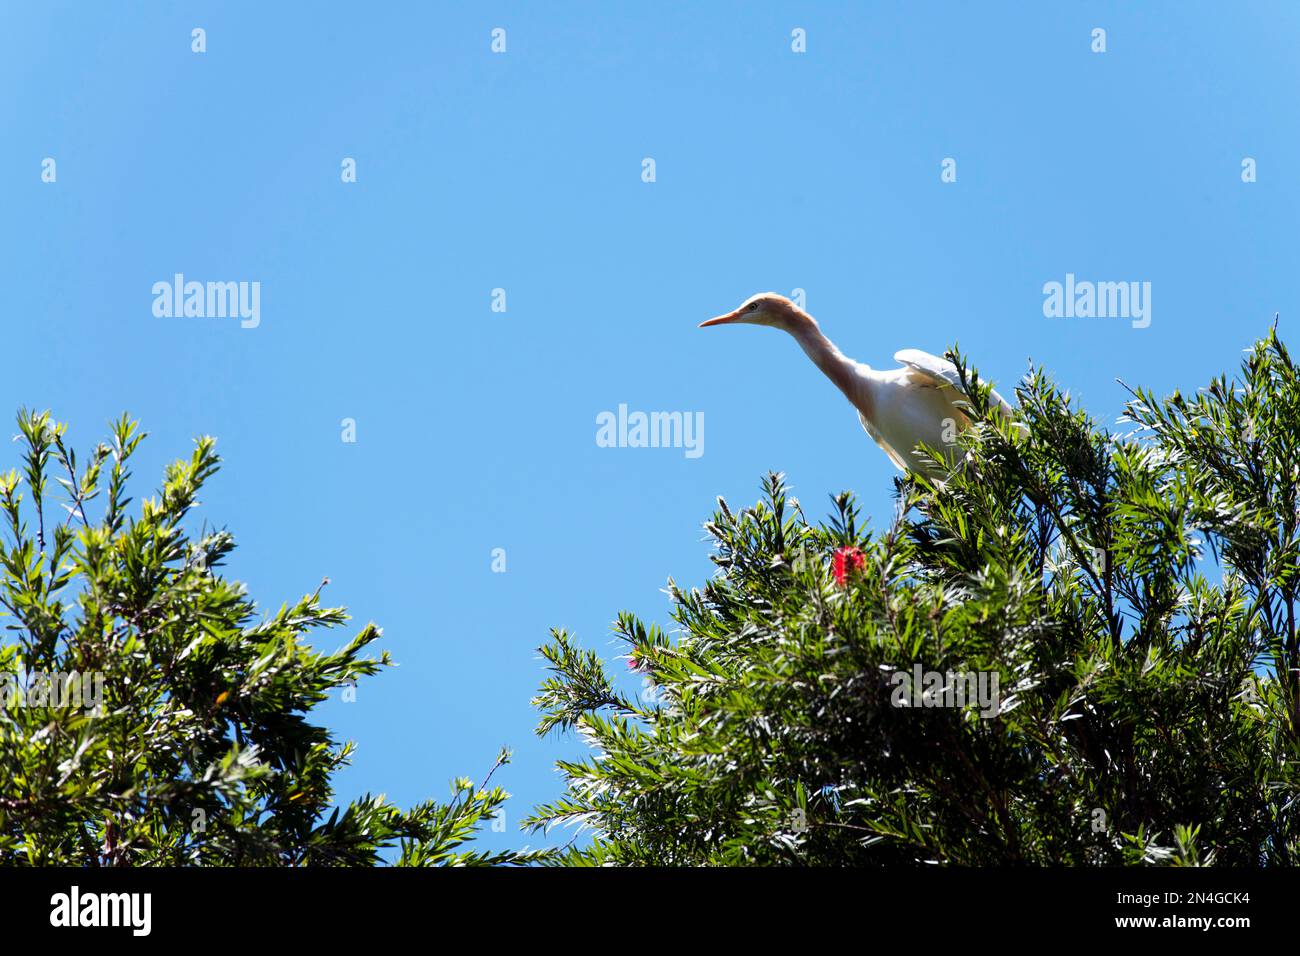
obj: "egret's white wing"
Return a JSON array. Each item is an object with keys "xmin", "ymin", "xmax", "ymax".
[
  {"xmin": 858, "ymin": 410, "xmax": 908, "ymax": 471},
  {"xmin": 894, "ymin": 349, "xmax": 963, "ymax": 390},
  {"xmin": 893, "ymin": 349, "xmax": 1016, "ymax": 419}
]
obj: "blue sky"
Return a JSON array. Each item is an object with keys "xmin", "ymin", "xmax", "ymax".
[{"xmin": 2, "ymin": 2, "xmax": 1298, "ymax": 855}]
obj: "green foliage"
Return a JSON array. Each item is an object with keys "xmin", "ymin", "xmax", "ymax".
[
  {"xmin": 530, "ymin": 326, "xmax": 1300, "ymax": 865},
  {"xmin": 0, "ymin": 413, "xmax": 541, "ymax": 866}
]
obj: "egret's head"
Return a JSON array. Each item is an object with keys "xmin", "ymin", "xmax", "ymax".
[{"xmin": 699, "ymin": 293, "xmax": 815, "ymax": 333}]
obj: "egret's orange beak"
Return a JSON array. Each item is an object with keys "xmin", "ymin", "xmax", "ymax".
[{"xmin": 699, "ymin": 308, "xmax": 744, "ymax": 328}]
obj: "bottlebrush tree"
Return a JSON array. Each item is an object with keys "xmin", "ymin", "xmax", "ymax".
[
  {"xmin": 528, "ymin": 325, "xmax": 1300, "ymax": 866},
  {"xmin": 0, "ymin": 411, "xmax": 540, "ymax": 866}
]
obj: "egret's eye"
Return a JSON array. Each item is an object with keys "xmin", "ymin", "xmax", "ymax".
[{"xmin": 747, "ymin": 302, "xmax": 759, "ymax": 312}]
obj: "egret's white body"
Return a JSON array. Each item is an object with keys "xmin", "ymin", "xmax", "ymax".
[{"xmin": 699, "ymin": 293, "xmax": 1014, "ymax": 476}]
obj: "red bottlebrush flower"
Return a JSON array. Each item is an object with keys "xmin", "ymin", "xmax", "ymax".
[
  {"xmin": 832, "ymin": 546, "xmax": 866, "ymax": 586},
  {"xmin": 627, "ymin": 656, "xmax": 640, "ymax": 671}
]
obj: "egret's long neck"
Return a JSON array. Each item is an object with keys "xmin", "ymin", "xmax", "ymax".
[{"xmin": 788, "ymin": 321, "xmax": 871, "ymax": 414}]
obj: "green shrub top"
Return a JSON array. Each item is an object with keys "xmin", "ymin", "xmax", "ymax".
[{"xmin": 530, "ymin": 327, "xmax": 1300, "ymax": 866}]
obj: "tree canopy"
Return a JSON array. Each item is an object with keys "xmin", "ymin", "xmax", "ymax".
[
  {"xmin": 0, "ymin": 412, "xmax": 537, "ymax": 865},
  {"xmin": 6, "ymin": 327, "xmax": 1298, "ymax": 867},
  {"xmin": 529, "ymin": 326, "xmax": 1300, "ymax": 866}
]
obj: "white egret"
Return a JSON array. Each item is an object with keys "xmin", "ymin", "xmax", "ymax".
[{"xmin": 699, "ymin": 293, "xmax": 1016, "ymax": 476}]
